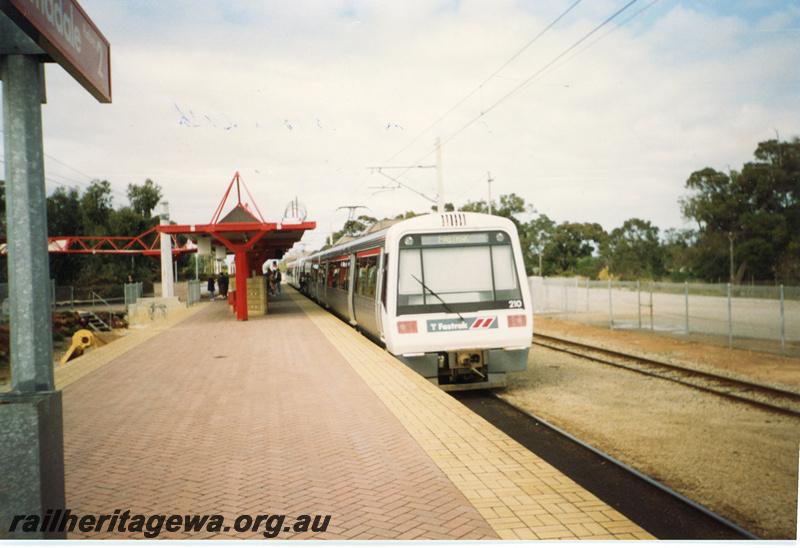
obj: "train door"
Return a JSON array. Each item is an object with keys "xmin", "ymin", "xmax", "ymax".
[
  {"xmin": 347, "ymin": 253, "xmax": 357, "ymax": 325},
  {"xmin": 375, "ymin": 250, "xmax": 385, "ymax": 338},
  {"xmin": 317, "ymin": 259, "xmax": 328, "ymax": 306}
]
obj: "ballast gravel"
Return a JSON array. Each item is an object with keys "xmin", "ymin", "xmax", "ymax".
[{"xmin": 500, "ymin": 317, "xmax": 800, "ymax": 540}]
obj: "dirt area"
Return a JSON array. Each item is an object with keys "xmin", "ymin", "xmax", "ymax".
[
  {"xmin": 500, "ymin": 316, "xmax": 800, "ymax": 540},
  {"xmin": 0, "ymin": 312, "xmax": 127, "ymax": 386},
  {"xmin": 531, "ymin": 317, "xmax": 800, "ymax": 389}
]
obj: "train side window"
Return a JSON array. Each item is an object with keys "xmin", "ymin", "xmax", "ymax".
[
  {"xmin": 328, "ymin": 263, "xmax": 338, "ymax": 288},
  {"xmin": 339, "ymin": 260, "xmax": 350, "ymax": 292},
  {"xmin": 355, "ymin": 255, "xmax": 378, "ymax": 298}
]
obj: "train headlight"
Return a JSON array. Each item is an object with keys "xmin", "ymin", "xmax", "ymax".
[
  {"xmin": 495, "ymin": 232, "xmax": 506, "ymax": 242},
  {"xmin": 403, "ymin": 236, "xmax": 414, "ymax": 246},
  {"xmin": 397, "ymin": 320, "xmax": 418, "ymax": 334}
]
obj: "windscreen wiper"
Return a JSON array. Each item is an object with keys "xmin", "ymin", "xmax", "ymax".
[{"xmin": 411, "ymin": 274, "xmax": 465, "ymax": 323}]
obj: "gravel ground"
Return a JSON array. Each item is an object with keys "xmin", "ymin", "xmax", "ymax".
[{"xmin": 499, "ymin": 317, "xmax": 800, "ymax": 540}]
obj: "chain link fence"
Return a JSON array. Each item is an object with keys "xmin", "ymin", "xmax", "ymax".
[{"xmin": 529, "ymin": 277, "xmax": 800, "ymax": 358}]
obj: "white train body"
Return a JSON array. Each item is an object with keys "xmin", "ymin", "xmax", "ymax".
[{"xmin": 286, "ymin": 212, "xmax": 533, "ymax": 390}]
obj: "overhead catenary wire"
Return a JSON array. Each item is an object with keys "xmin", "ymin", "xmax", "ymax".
[
  {"xmin": 379, "ymin": 0, "xmax": 585, "ymax": 169},
  {"xmin": 378, "ymin": 0, "xmax": 643, "ymax": 208},
  {"xmin": 331, "ymin": 0, "xmax": 588, "ymax": 228},
  {"xmin": 422, "ymin": 0, "xmax": 641, "ymax": 170}
]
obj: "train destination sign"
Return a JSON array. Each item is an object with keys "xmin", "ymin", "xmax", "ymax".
[{"xmin": 0, "ymin": 0, "xmax": 111, "ymax": 102}]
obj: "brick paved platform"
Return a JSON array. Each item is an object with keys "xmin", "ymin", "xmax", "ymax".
[{"xmin": 56, "ymin": 288, "xmax": 654, "ymax": 540}]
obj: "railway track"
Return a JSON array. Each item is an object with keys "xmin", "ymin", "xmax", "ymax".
[
  {"xmin": 453, "ymin": 390, "xmax": 758, "ymax": 540},
  {"xmin": 532, "ymin": 333, "xmax": 800, "ymax": 418}
]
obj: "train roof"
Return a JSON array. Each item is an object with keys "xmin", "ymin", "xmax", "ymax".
[{"xmin": 294, "ymin": 212, "xmax": 518, "ymax": 263}]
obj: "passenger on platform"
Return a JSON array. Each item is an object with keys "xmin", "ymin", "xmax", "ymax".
[
  {"xmin": 275, "ymin": 269, "xmax": 282, "ymax": 294},
  {"xmin": 219, "ymin": 273, "xmax": 229, "ymax": 298},
  {"xmin": 207, "ymin": 275, "xmax": 216, "ymax": 300},
  {"xmin": 267, "ymin": 270, "xmax": 277, "ymax": 296}
]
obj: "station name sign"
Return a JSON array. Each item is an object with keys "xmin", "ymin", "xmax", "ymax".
[{"xmin": 0, "ymin": 0, "xmax": 111, "ymax": 102}]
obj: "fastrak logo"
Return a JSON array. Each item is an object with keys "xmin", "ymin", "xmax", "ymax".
[{"xmin": 426, "ymin": 317, "xmax": 497, "ymax": 332}]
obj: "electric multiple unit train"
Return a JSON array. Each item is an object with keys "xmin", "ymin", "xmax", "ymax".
[{"xmin": 286, "ymin": 212, "xmax": 533, "ymax": 390}]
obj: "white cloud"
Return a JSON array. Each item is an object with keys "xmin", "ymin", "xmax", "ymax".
[{"xmin": 4, "ymin": 0, "xmax": 798, "ymax": 253}]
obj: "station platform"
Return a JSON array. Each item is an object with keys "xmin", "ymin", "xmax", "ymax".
[{"xmin": 55, "ymin": 287, "xmax": 654, "ymax": 540}]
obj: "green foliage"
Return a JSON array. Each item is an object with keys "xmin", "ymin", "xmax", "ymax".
[
  {"xmin": 330, "ymin": 214, "xmax": 379, "ymax": 244},
  {"xmin": 127, "ymin": 179, "xmax": 163, "ymax": 218},
  {"xmin": 544, "ymin": 222, "xmax": 606, "ymax": 276},
  {"xmin": 680, "ymin": 138, "xmax": 800, "ymax": 283},
  {"xmin": 43, "ymin": 178, "xmax": 163, "ymax": 285},
  {"xmin": 601, "ymin": 218, "xmax": 664, "ymax": 280}
]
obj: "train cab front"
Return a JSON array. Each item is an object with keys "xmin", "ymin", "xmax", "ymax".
[{"xmin": 391, "ymin": 314, "xmax": 531, "ymax": 392}]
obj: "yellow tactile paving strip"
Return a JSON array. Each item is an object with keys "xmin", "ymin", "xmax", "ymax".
[
  {"xmin": 54, "ymin": 302, "xmax": 211, "ymax": 390},
  {"xmin": 289, "ymin": 289, "xmax": 655, "ymax": 541}
]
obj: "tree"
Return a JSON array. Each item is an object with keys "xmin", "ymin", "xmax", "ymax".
[
  {"xmin": 544, "ymin": 222, "xmax": 606, "ymax": 276},
  {"xmin": 662, "ymin": 228, "xmax": 695, "ymax": 281},
  {"xmin": 601, "ymin": 218, "xmax": 664, "ymax": 280},
  {"xmin": 47, "ymin": 186, "xmax": 84, "ymax": 284},
  {"xmin": 47, "ymin": 186, "xmax": 83, "ymax": 236},
  {"xmin": 80, "ymin": 179, "xmax": 113, "ymax": 235},
  {"xmin": 127, "ymin": 178, "xmax": 162, "ymax": 218},
  {"xmin": 523, "ymin": 214, "xmax": 556, "ymax": 276},
  {"xmin": 680, "ymin": 138, "xmax": 800, "ymax": 283},
  {"xmin": 460, "ymin": 192, "xmax": 533, "ymax": 235},
  {"xmin": 330, "ymin": 214, "xmax": 378, "ymax": 244}
]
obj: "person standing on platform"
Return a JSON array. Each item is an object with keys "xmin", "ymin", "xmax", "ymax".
[
  {"xmin": 266, "ymin": 270, "xmax": 275, "ymax": 296},
  {"xmin": 219, "ymin": 272, "xmax": 229, "ymax": 299},
  {"xmin": 275, "ymin": 269, "xmax": 282, "ymax": 294},
  {"xmin": 207, "ymin": 275, "xmax": 216, "ymax": 300}
]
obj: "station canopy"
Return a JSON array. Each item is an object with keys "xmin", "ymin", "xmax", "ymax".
[{"xmin": 158, "ymin": 172, "xmax": 315, "ymax": 273}]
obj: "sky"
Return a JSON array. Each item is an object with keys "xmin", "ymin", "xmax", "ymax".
[{"xmin": 3, "ymin": 0, "xmax": 799, "ymax": 253}]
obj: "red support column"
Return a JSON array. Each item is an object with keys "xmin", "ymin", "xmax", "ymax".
[{"xmin": 234, "ymin": 250, "xmax": 249, "ymax": 321}]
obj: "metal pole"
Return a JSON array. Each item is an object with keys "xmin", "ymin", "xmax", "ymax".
[
  {"xmin": 0, "ymin": 53, "xmax": 66, "ymax": 538},
  {"xmin": 487, "ymin": 172, "xmax": 493, "ymax": 216},
  {"xmin": 2, "ymin": 55, "xmax": 53, "ymax": 392},
  {"xmin": 685, "ymin": 282, "xmax": 689, "ymax": 343},
  {"xmin": 544, "ymin": 277, "xmax": 549, "ymax": 317},
  {"xmin": 608, "ymin": 279, "xmax": 613, "ymax": 329},
  {"xmin": 650, "ymin": 281, "xmax": 654, "ymax": 332},
  {"xmin": 780, "ymin": 285, "xmax": 785, "ymax": 357},
  {"xmin": 435, "ymin": 137, "xmax": 444, "ymax": 213},
  {"xmin": 637, "ymin": 281, "xmax": 641, "ymax": 330},
  {"xmin": 727, "ymin": 283, "xmax": 733, "ymax": 349},
  {"xmin": 586, "ymin": 279, "xmax": 590, "ymax": 325}
]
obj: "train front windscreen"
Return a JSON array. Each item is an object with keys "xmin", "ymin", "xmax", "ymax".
[{"xmin": 396, "ymin": 230, "xmax": 524, "ymax": 316}]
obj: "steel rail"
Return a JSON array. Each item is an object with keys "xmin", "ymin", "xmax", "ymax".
[
  {"xmin": 532, "ymin": 333, "xmax": 800, "ymax": 418},
  {"xmin": 472, "ymin": 392, "xmax": 760, "ymax": 540}
]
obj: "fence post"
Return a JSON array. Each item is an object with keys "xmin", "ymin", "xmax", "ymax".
[
  {"xmin": 780, "ymin": 285, "xmax": 786, "ymax": 357},
  {"xmin": 586, "ymin": 279, "xmax": 590, "ymax": 325},
  {"xmin": 649, "ymin": 281, "xmax": 654, "ymax": 332},
  {"xmin": 544, "ymin": 278, "xmax": 550, "ymax": 318},
  {"xmin": 727, "ymin": 283, "xmax": 733, "ymax": 349},
  {"xmin": 637, "ymin": 281, "xmax": 641, "ymax": 330},
  {"xmin": 685, "ymin": 282, "xmax": 689, "ymax": 343}
]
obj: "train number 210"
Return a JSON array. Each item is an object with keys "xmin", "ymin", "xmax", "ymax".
[{"xmin": 508, "ymin": 300, "xmax": 523, "ymax": 309}]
